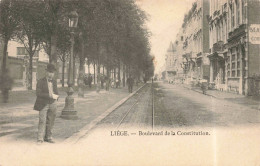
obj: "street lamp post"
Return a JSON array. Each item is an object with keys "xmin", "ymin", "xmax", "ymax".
[{"xmin": 61, "ymin": 11, "xmax": 79, "ymax": 120}]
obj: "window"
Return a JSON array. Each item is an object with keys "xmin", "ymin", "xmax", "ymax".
[
  {"xmin": 17, "ymin": 47, "xmax": 28, "ymax": 55},
  {"xmin": 232, "ymin": 54, "xmax": 236, "ymax": 61},
  {"xmin": 231, "ymin": 4, "xmax": 235, "ymax": 29},
  {"xmin": 232, "ymin": 62, "xmax": 236, "ymax": 69},
  {"xmin": 34, "ymin": 51, "xmax": 39, "ymax": 57},
  {"xmin": 224, "ymin": 19, "xmax": 227, "ymax": 42},
  {"xmin": 237, "ymin": 53, "xmax": 240, "ymax": 61},
  {"xmin": 232, "ymin": 71, "xmax": 236, "ymax": 77},
  {"xmin": 237, "ymin": 62, "xmax": 240, "ymax": 68},
  {"xmin": 237, "ymin": 0, "xmax": 240, "ymax": 26},
  {"xmin": 217, "ymin": 24, "xmax": 220, "ymax": 41},
  {"xmin": 237, "ymin": 70, "xmax": 240, "ymax": 77},
  {"xmin": 228, "ymin": 71, "xmax": 230, "ymax": 77},
  {"xmin": 242, "ymin": 0, "xmax": 246, "ymax": 23}
]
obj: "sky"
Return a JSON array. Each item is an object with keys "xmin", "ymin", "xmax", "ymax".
[{"xmin": 136, "ymin": 0, "xmax": 196, "ymax": 74}]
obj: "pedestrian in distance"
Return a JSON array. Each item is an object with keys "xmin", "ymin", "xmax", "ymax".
[
  {"xmin": 116, "ymin": 77, "xmax": 120, "ymax": 88},
  {"xmin": 101, "ymin": 74, "xmax": 104, "ymax": 89},
  {"xmin": 88, "ymin": 74, "xmax": 93, "ymax": 88},
  {"xmin": 0, "ymin": 69, "xmax": 14, "ymax": 103},
  {"xmin": 84, "ymin": 74, "xmax": 88, "ymax": 86},
  {"xmin": 126, "ymin": 75, "xmax": 134, "ymax": 93},
  {"xmin": 34, "ymin": 64, "xmax": 59, "ymax": 144},
  {"xmin": 111, "ymin": 79, "xmax": 115, "ymax": 88},
  {"xmin": 200, "ymin": 79, "xmax": 208, "ymax": 95},
  {"xmin": 105, "ymin": 76, "xmax": 111, "ymax": 91},
  {"xmin": 136, "ymin": 79, "xmax": 139, "ymax": 86}
]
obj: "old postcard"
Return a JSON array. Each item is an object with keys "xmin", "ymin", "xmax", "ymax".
[{"xmin": 0, "ymin": 0, "xmax": 260, "ymax": 165}]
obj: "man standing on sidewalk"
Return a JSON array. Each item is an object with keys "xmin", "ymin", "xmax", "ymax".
[
  {"xmin": 127, "ymin": 75, "xmax": 134, "ymax": 93},
  {"xmin": 34, "ymin": 64, "xmax": 59, "ymax": 144}
]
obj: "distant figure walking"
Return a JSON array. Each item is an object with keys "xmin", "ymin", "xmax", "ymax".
[
  {"xmin": 0, "ymin": 69, "xmax": 14, "ymax": 103},
  {"xmin": 126, "ymin": 75, "xmax": 134, "ymax": 93},
  {"xmin": 200, "ymin": 79, "xmax": 208, "ymax": 95},
  {"xmin": 88, "ymin": 74, "xmax": 93, "ymax": 88},
  {"xmin": 116, "ymin": 78, "xmax": 120, "ymax": 88},
  {"xmin": 105, "ymin": 76, "xmax": 111, "ymax": 91},
  {"xmin": 101, "ymin": 75, "xmax": 105, "ymax": 89}
]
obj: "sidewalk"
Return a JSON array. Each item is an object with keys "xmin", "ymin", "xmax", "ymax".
[
  {"xmin": 182, "ymin": 84, "xmax": 260, "ymax": 110},
  {"xmin": 0, "ymin": 84, "xmax": 143, "ymax": 143}
]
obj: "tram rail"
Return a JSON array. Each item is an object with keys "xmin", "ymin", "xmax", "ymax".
[{"xmin": 116, "ymin": 81, "xmax": 155, "ymax": 129}]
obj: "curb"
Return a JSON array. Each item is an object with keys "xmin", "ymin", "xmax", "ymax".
[
  {"xmin": 182, "ymin": 85, "xmax": 216, "ymax": 98},
  {"xmin": 63, "ymin": 84, "xmax": 147, "ymax": 144}
]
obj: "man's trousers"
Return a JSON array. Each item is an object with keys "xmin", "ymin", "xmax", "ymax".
[
  {"xmin": 128, "ymin": 85, "xmax": 133, "ymax": 93},
  {"xmin": 37, "ymin": 101, "xmax": 57, "ymax": 141}
]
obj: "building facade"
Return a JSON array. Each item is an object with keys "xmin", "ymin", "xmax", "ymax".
[
  {"xmin": 209, "ymin": 0, "xmax": 260, "ymax": 95},
  {"xmin": 165, "ymin": 42, "xmax": 178, "ymax": 83},
  {"xmin": 208, "ymin": 0, "xmax": 229, "ymax": 91},
  {"xmin": 172, "ymin": 0, "xmax": 210, "ymax": 85}
]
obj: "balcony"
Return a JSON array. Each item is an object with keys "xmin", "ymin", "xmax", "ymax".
[
  {"xmin": 213, "ymin": 10, "xmax": 219, "ymax": 17},
  {"xmin": 228, "ymin": 24, "xmax": 246, "ymax": 41},
  {"xmin": 212, "ymin": 41, "xmax": 224, "ymax": 53}
]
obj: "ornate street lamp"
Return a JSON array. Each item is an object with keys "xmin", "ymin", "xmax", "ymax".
[{"xmin": 61, "ymin": 11, "xmax": 79, "ymax": 120}]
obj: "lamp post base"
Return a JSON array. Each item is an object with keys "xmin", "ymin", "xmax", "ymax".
[
  {"xmin": 60, "ymin": 111, "xmax": 78, "ymax": 120},
  {"xmin": 61, "ymin": 86, "xmax": 78, "ymax": 120}
]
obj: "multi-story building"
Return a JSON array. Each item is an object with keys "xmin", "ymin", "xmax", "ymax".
[
  {"xmin": 1, "ymin": 39, "xmax": 113, "ymax": 90},
  {"xmin": 6, "ymin": 41, "xmax": 50, "ymax": 89},
  {"xmin": 174, "ymin": 30, "xmax": 187, "ymax": 83},
  {"xmin": 208, "ymin": 0, "xmax": 229, "ymax": 90},
  {"xmin": 165, "ymin": 42, "xmax": 177, "ymax": 83},
  {"xmin": 174, "ymin": 0, "xmax": 210, "ymax": 85},
  {"xmin": 209, "ymin": 0, "xmax": 260, "ymax": 95}
]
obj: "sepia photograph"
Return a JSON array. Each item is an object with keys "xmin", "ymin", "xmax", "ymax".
[{"xmin": 0, "ymin": 0, "xmax": 260, "ymax": 165}]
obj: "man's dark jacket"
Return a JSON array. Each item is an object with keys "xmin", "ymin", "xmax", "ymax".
[
  {"xmin": 127, "ymin": 77, "xmax": 134, "ymax": 86},
  {"xmin": 34, "ymin": 77, "xmax": 58, "ymax": 111}
]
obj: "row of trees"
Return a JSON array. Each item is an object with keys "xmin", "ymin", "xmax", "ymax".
[{"xmin": 0, "ymin": 0, "xmax": 154, "ymax": 90}]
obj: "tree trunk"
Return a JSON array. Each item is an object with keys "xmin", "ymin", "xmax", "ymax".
[
  {"xmin": 62, "ymin": 60, "xmax": 65, "ymax": 87},
  {"xmin": 78, "ymin": 40, "xmax": 85, "ymax": 97},
  {"xmin": 123, "ymin": 64, "xmax": 125, "ymax": 87},
  {"xmin": 112, "ymin": 68, "xmax": 115, "ymax": 79},
  {"xmin": 96, "ymin": 62, "xmax": 101, "ymax": 93},
  {"xmin": 118, "ymin": 60, "xmax": 121, "ymax": 86},
  {"xmin": 106, "ymin": 66, "xmax": 110, "ymax": 78},
  {"xmin": 28, "ymin": 54, "xmax": 33, "ymax": 90},
  {"xmin": 126, "ymin": 65, "xmax": 129, "ymax": 78},
  {"xmin": 96, "ymin": 42, "xmax": 101, "ymax": 93},
  {"xmin": 50, "ymin": 34, "xmax": 58, "ymax": 81},
  {"xmin": 128, "ymin": 65, "xmax": 130, "ymax": 77},
  {"xmin": 88, "ymin": 60, "xmax": 90, "ymax": 74},
  {"xmin": 1, "ymin": 39, "xmax": 9, "ymax": 72},
  {"xmin": 94, "ymin": 62, "xmax": 96, "ymax": 84}
]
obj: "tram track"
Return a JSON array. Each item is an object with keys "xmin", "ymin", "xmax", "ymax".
[
  {"xmin": 65, "ymin": 83, "xmax": 150, "ymax": 143},
  {"xmin": 65, "ymin": 83, "xmax": 156, "ymax": 143},
  {"xmin": 116, "ymin": 85, "xmax": 148, "ymax": 128},
  {"xmin": 111, "ymin": 82, "xmax": 155, "ymax": 129}
]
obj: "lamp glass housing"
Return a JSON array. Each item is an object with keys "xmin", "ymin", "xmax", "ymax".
[{"xmin": 68, "ymin": 11, "xmax": 78, "ymax": 28}]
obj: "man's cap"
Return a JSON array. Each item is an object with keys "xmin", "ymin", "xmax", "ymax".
[{"xmin": 46, "ymin": 63, "xmax": 56, "ymax": 72}]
